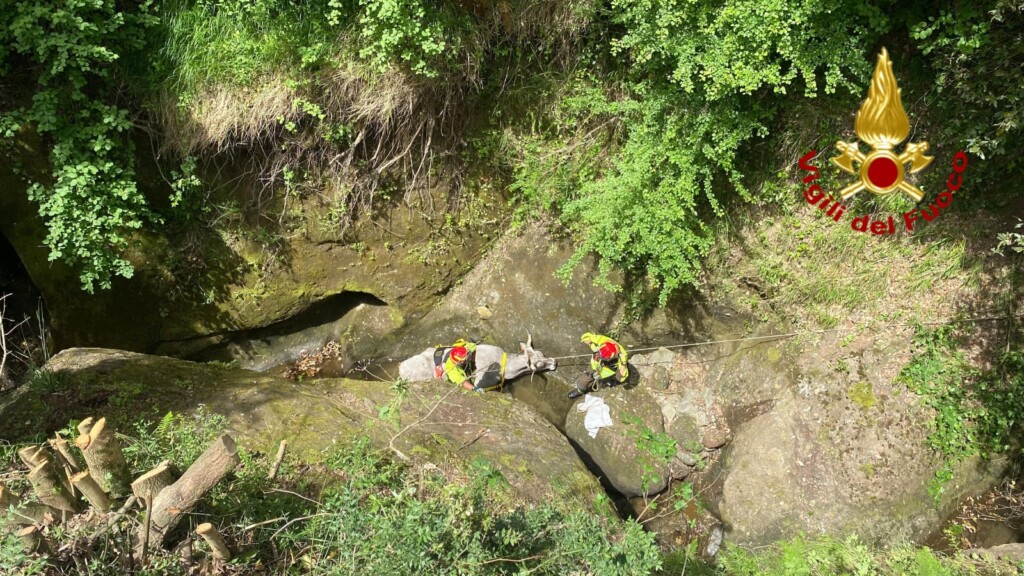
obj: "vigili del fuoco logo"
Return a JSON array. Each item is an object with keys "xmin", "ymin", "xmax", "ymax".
[{"xmin": 799, "ymin": 48, "xmax": 968, "ymax": 234}]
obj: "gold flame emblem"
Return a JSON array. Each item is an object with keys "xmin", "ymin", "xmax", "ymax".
[{"xmin": 832, "ymin": 48, "xmax": 932, "ymax": 200}]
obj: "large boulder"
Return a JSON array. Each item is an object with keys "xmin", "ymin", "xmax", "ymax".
[
  {"xmin": 564, "ymin": 385, "xmax": 671, "ymax": 497},
  {"xmin": 717, "ymin": 386, "xmax": 990, "ymax": 546},
  {"xmin": 710, "ymin": 329, "xmax": 1000, "ymax": 547},
  {"xmin": 1, "ymin": 348, "xmax": 606, "ymax": 513}
]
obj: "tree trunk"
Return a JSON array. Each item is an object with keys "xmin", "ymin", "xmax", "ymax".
[
  {"xmin": 27, "ymin": 461, "xmax": 81, "ymax": 514},
  {"xmin": 144, "ymin": 434, "xmax": 239, "ymax": 549},
  {"xmin": 71, "ymin": 471, "xmax": 112, "ymax": 511},
  {"xmin": 196, "ymin": 523, "xmax": 231, "ymax": 561},
  {"xmin": 75, "ymin": 417, "xmax": 131, "ymax": 498},
  {"xmin": 131, "ymin": 460, "xmax": 175, "ymax": 503}
]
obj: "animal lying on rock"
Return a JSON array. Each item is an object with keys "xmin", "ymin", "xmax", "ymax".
[{"xmin": 398, "ymin": 334, "xmax": 557, "ymax": 391}]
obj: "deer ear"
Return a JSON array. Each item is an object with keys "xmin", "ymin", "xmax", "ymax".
[{"xmin": 519, "ymin": 342, "xmax": 527, "ymax": 352}]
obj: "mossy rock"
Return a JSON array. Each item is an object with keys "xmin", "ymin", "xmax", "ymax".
[
  {"xmin": 1, "ymin": 348, "xmax": 607, "ymax": 515},
  {"xmin": 564, "ymin": 386, "xmax": 670, "ymax": 497}
]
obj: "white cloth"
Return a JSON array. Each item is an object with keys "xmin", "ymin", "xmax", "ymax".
[{"xmin": 576, "ymin": 394, "xmax": 612, "ymax": 438}]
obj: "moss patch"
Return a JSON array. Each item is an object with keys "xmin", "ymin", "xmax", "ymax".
[{"xmin": 847, "ymin": 381, "xmax": 877, "ymax": 409}]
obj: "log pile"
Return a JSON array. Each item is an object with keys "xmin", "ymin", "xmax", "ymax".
[{"xmin": 2, "ymin": 415, "xmax": 241, "ymax": 568}]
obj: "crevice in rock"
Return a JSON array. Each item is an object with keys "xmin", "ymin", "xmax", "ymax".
[
  {"xmin": 174, "ymin": 291, "xmax": 389, "ymax": 369},
  {"xmin": 563, "ymin": 434, "xmax": 636, "ymax": 520}
]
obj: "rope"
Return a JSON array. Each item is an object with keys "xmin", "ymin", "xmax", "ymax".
[{"xmin": 545, "ymin": 313, "xmax": 1021, "ymax": 361}]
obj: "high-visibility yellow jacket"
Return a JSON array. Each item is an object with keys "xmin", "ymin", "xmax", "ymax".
[
  {"xmin": 581, "ymin": 333, "xmax": 628, "ymax": 382},
  {"xmin": 442, "ymin": 340, "xmax": 477, "ymax": 386}
]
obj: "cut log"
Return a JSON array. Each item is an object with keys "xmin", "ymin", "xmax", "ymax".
[
  {"xmin": 77, "ymin": 417, "xmax": 95, "ymax": 436},
  {"xmin": 71, "ymin": 471, "xmax": 112, "ymax": 511},
  {"xmin": 196, "ymin": 523, "xmax": 231, "ymax": 561},
  {"xmin": 144, "ymin": 434, "xmax": 240, "ymax": 548},
  {"xmin": 131, "ymin": 460, "xmax": 175, "ymax": 503},
  {"xmin": 75, "ymin": 417, "xmax": 131, "ymax": 498},
  {"xmin": 27, "ymin": 461, "xmax": 81, "ymax": 514},
  {"xmin": 18, "ymin": 526, "xmax": 52, "ymax": 555},
  {"xmin": 17, "ymin": 445, "xmax": 51, "ymax": 469},
  {"xmin": 50, "ymin": 436, "xmax": 83, "ymax": 472}
]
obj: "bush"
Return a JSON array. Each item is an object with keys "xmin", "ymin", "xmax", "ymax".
[
  {"xmin": 0, "ymin": 0, "xmax": 161, "ymax": 292},
  {"xmin": 898, "ymin": 325, "xmax": 1024, "ymax": 501}
]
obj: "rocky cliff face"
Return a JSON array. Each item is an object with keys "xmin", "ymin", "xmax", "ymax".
[{"xmin": 0, "ymin": 133, "xmax": 500, "ymax": 361}]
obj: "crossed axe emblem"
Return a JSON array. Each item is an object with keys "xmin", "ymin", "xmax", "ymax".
[{"xmin": 832, "ymin": 141, "xmax": 933, "ymax": 201}]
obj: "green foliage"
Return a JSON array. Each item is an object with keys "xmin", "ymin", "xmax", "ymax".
[
  {"xmin": 621, "ymin": 412, "xmax": 677, "ymax": 493},
  {"xmin": 994, "ymin": 220, "xmax": 1024, "ymax": 255},
  {"xmin": 911, "ymin": 1, "xmax": 1024, "ymax": 171},
  {"xmin": 287, "ymin": 442, "xmax": 662, "ymax": 575},
  {"xmin": 157, "ymin": 0, "xmax": 330, "ymax": 102},
  {"xmin": 26, "ymin": 368, "xmax": 65, "ymax": 395},
  {"xmin": 93, "ymin": 417, "xmax": 665, "ymax": 575},
  {"xmin": 622, "ymin": 413, "xmax": 677, "ymax": 464},
  {"xmin": 356, "ymin": 0, "xmax": 459, "ymax": 77},
  {"xmin": 898, "ymin": 325, "xmax": 1024, "ymax": 501},
  {"xmin": 0, "ymin": 530, "xmax": 45, "ymax": 575},
  {"xmin": 719, "ymin": 533, "xmax": 987, "ymax": 576},
  {"xmin": 121, "ymin": 406, "xmax": 228, "ymax": 471},
  {"xmin": 509, "ymin": 1, "xmax": 892, "ymax": 303},
  {"xmin": 167, "ymin": 156, "xmax": 206, "ymax": 224},
  {"xmin": 0, "ymin": 0, "xmax": 158, "ymax": 291},
  {"xmin": 609, "ymin": 0, "xmax": 886, "ymax": 100}
]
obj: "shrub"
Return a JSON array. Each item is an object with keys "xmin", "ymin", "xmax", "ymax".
[
  {"xmin": 898, "ymin": 325, "xmax": 1024, "ymax": 501},
  {"xmin": 0, "ymin": 0, "xmax": 162, "ymax": 292}
]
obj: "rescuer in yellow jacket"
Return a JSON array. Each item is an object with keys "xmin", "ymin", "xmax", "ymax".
[
  {"xmin": 568, "ymin": 332, "xmax": 628, "ymax": 399},
  {"xmin": 442, "ymin": 339, "xmax": 477, "ymax": 390}
]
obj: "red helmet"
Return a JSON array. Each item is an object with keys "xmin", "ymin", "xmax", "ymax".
[
  {"xmin": 598, "ymin": 342, "xmax": 619, "ymax": 360},
  {"xmin": 450, "ymin": 346, "xmax": 469, "ymax": 363}
]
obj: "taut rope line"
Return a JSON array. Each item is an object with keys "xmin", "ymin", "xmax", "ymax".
[{"xmin": 545, "ymin": 313, "xmax": 1021, "ymax": 362}]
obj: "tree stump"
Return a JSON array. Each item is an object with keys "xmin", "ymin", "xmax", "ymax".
[
  {"xmin": 77, "ymin": 417, "xmax": 95, "ymax": 436},
  {"xmin": 27, "ymin": 461, "xmax": 81, "ymax": 514},
  {"xmin": 8, "ymin": 503, "xmax": 61, "ymax": 526},
  {"xmin": 71, "ymin": 471, "xmax": 112, "ymax": 511},
  {"xmin": 50, "ymin": 436, "xmax": 84, "ymax": 472},
  {"xmin": 17, "ymin": 445, "xmax": 52, "ymax": 469},
  {"xmin": 144, "ymin": 434, "xmax": 240, "ymax": 548},
  {"xmin": 75, "ymin": 417, "xmax": 131, "ymax": 498},
  {"xmin": 196, "ymin": 523, "xmax": 231, "ymax": 561},
  {"xmin": 131, "ymin": 460, "xmax": 175, "ymax": 504},
  {"xmin": 0, "ymin": 483, "xmax": 17, "ymax": 510}
]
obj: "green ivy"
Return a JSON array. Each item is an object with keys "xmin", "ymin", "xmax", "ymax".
[{"xmin": 0, "ymin": 0, "xmax": 159, "ymax": 291}]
